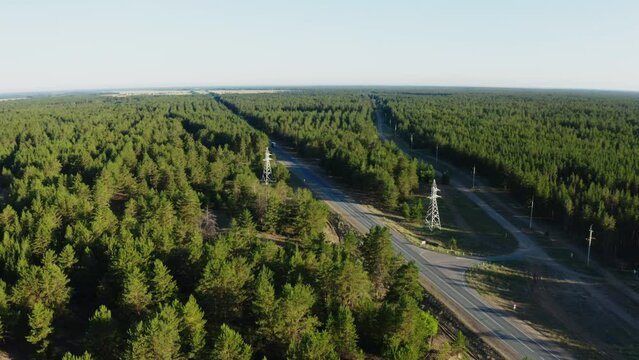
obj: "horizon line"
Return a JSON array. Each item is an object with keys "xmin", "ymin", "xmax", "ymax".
[{"xmin": 2, "ymin": 84, "xmax": 639, "ymax": 97}]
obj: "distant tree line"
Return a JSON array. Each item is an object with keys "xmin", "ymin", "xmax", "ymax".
[
  {"xmin": 219, "ymin": 93, "xmax": 435, "ymax": 209},
  {"xmin": 378, "ymin": 92, "xmax": 639, "ymax": 264}
]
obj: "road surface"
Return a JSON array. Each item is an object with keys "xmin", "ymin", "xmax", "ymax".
[{"xmin": 272, "ymin": 143, "xmax": 570, "ymax": 360}]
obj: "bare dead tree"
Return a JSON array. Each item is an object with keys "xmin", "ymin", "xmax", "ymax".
[{"xmin": 200, "ymin": 206, "xmax": 218, "ymax": 240}]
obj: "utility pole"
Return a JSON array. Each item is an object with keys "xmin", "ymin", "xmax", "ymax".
[
  {"xmin": 471, "ymin": 165, "xmax": 476, "ymax": 190},
  {"xmin": 435, "ymin": 144, "xmax": 439, "ymax": 169},
  {"xmin": 262, "ymin": 147, "xmax": 272, "ymax": 185},
  {"xmin": 529, "ymin": 196, "xmax": 534, "ymax": 229},
  {"xmin": 586, "ymin": 225, "xmax": 594, "ymax": 266},
  {"xmin": 394, "ymin": 123, "xmax": 397, "ymax": 137},
  {"xmin": 425, "ymin": 179, "xmax": 442, "ymax": 231},
  {"xmin": 410, "ymin": 133, "xmax": 414, "ymax": 150}
]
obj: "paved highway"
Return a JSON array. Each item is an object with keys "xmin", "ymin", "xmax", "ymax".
[{"xmin": 272, "ymin": 144, "xmax": 571, "ymax": 360}]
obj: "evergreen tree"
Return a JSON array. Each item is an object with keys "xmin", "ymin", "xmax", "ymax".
[
  {"xmin": 57, "ymin": 244, "xmax": 78, "ymax": 271},
  {"xmin": 386, "ymin": 262, "xmax": 423, "ymax": 303},
  {"xmin": 380, "ymin": 172, "xmax": 400, "ymax": 209},
  {"xmin": 271, "ymin": 283, "xmax": 319, "ymax": 352},
  {"xmin": 335, "ymin": 259, "xmax": 372, "ymax": 310},
  {"xmin": 289, "ymin": 189, "xmax": 328, "ymax": 241},
  {"xmin": 126, "ymin": 304, "xmax": 182, "ymax": 360},
  {"xmin": 237, "ymin": 209, "xmax": 257, "ymax": 242},
  {"xmin": 26, "ymin": 302, "xmax": 54, "ymax": 355},
  {"xmin": 252, "ymin": 266, "xmax": 276, "ymax": 343},
  {"xmin": 151, "ymin": 259, "xmax": 178, "ymax": 304},
  {"xmin": 211, "ymin": 324, "xmax": 252, "ymax": 360},
  {"xmin": 327, "ymin": 305, "xmax": 364, "ymax": 359},
  {"xmin": 401, "ymin": 202, "xmax": 411, "ymax": 220},
  {"xmin": 287, "ymin": 330, "xmax": 339, "ymax": 360},
  {"xmin": 181, "ymin": 295, "xmax": 206, "ymax": 359},
  {"xmin": 87, "ymin": 305, "xmax": 118, "ymax": 359},
  {"xmin": 11, "ymin": 262, "xmax": 71, "ymax": 310},
  {"xmin": 196, "ymin": 256, "xmax": 253, "ymax": 323},
  {"xmin": 122, "ymin": 267, "xmax": 152, "ymax": 315},
  {"xmin": 261, "ymin": 195, "xmax": 281, "ymax": 234},
  {"xmin": 361, "ymin": 226, "xmax": 396, "ymax": 298},
  {"xmin": 410, "ymin": 199, "xmax": 424, "ymax": 221},
  {"xmin": 381, "ymin": 296, "xmax": 438, "ymax": 360}
]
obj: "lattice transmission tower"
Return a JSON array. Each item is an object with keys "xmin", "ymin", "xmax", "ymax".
[
  {"xmin": 425, "ymin": 179, "xmax": 442, "ymax": 231},
  {"xmin": 262, "ymin": 147, "xmax": 273, "ymax": 184}
]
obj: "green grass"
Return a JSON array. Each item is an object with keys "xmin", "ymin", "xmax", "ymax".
[
  {"xmin": 523, "ymin": 229, "xmax": 603, "ymax": 277},
  {"xmin": 467, "ymin": 261, "xmax": 639, "ymax": 359},
  {"xmin": 404, "ymin": 185, "xmax": 518, "ymax": 257}
]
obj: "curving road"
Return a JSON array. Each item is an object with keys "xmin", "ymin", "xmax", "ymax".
[{"xmin": 273, "ymin": 143, "xmax": 571, "ymax": 360}]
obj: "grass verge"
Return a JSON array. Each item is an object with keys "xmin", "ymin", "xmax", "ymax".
[
  {"xmin": 399, "ymin": 185, "xmax": 518, "ymax": 257},
  {"xmin": 467, "ymin": 261, "xmax": 639, "ymax": 359}
]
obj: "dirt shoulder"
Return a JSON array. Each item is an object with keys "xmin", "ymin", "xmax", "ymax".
[{"xmin": 467, "ymin": 261, "xmax": 639, "ymax": 359}]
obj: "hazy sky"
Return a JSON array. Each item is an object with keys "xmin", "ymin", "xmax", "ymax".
[{"xmin": 2, "ymin": 0, "xmax": 638, "ymax": 93}]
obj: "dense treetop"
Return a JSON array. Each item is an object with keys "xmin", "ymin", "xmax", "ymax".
[
  {"xmin": 378, "ymin": 91, "xmax": 639, "ymax": 263},
  {"xmin": 220, "ymin": 92, "xmax": 434, "ymax": 208},
  {"xmin": 0, "ymin": 95, "xmax": 438, "ymax": 359}
]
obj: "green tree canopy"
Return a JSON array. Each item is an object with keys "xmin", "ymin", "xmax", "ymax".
[{"xmin": 210, "ymin": 324, "xmax": 253, "ymax": 360}]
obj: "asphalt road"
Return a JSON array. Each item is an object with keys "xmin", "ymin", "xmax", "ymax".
[{"xmin": 272, "ymin": 144, "xmax": 570, "ymax": 360}]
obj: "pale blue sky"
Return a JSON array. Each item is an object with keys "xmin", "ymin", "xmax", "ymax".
[{"xmin": 1, "ymin": 0, "xmax": 638, "ymax": 93}]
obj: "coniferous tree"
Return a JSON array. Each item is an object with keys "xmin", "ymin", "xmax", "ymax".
[
  {"xmin": 271, "ymin": 283, "xmax": 319, "ymax": 352},
  {"xmin": 335, "ymin": 259, "xmax": 372, "ymax": 310},
  {"xmin": 127, "ymin": 304, "xmax": 182, "ymax": 360},
  {"xmin": 401, "ymin": 202, "xmax": 411, "ymax": 220},
  {"xmin": 181, "ymin": 295, "xmax": 206, "ymax": 359},
  {"xmin": 361, "ymin": 226, "xmax": 396, "ymax": 298},
  {"xmin": 11, "ymin": 262, "xmax": 71, "ymax": 311},
  {"xmin": 287, "ymin": 330, "xmax": 339, "ymax": 360},
  {"xmin": 122, "ymin": 267, "xmax": 152, "ymax": 315},
  {"xmin": 381, "ymin": 296, "xmax": 438, "ymax": 360},
  {"xmin": 26, "ymin": 302, "xmax": 54, "ymax": 355},
  {"xmin": 327, "ymin": 305, "xmax": 364, "ymax": 359},
  {"xmin": 210, "ymin": 324, "xmax": 253, "ymax": 360},
  {"xmin": 386, "ymin": 262, "xmax": 423, "ymax": 303},
  {"xmin": 87, "ymin": 305, "xmax": 118, "ymax": 359},
  {"xmin": 151, "ymin": 259, "xmax": 178, "ymax": 304},
  {"xmin": 57, "ymin": 244, "xmax": 78, "ymax": 271},
  {"xmin": 196, "ymin": 255, "xmax": 253, "ymax": 324},
  {"xmin": 252, "ymin": 266, "xmax": 277, "ymax": 344}
]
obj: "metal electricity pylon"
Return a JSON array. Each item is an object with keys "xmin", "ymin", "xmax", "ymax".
[
  {"xmin": 425, "ymin": 179, "xmax": 442, "ymax": 231},
  {"xmin": 262, "ymin": 147, "xmax": 272, "ymax": 184}
]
